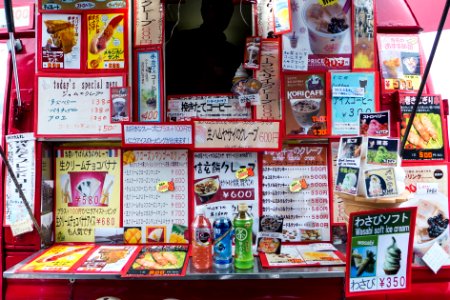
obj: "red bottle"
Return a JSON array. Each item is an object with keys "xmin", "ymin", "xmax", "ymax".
[{"xmin": 191, "ymin": 206, "xmax": 213, "ymax": 270}]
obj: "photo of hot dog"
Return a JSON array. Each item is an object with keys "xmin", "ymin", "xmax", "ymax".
[{"xmin": 89, "ymin": 14, "xmax": 124, "ymax": 55}]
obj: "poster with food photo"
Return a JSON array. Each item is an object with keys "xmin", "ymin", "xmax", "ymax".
[
  {"xmin": 87, "ymin": 13, "xmax": 126, "ymax": 70},
  {"xmin": 282, "ymin": 0, "xmax": 352, "ymax": 71},
  {"xmin": 399, "ymin": 94, "xmax": 445, "ymax": 161},
  {"xmin": 359, "ymin": 111, "xmax": 390, "ymax": 137},
  {"xmin": 75, "ymin": 245, "xmax": 138, "ymax": 273},
  {"xmin": 284, "ymin": 73, "xmax": 327, "ymax": 136},
  {"xmin": 352, "ymin": 0, "xmax": 376, "ymax": 70},
  {"xmin": 40, "ymin": 14, "xmax": 81, "ymax": 70}
]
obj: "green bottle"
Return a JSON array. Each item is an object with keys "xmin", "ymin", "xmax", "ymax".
[{"xmin": 233, "ymin": 203, "xmax": 254, "ymax": 269}]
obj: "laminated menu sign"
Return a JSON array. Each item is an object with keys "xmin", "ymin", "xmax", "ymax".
[
  {"xmin": 19, "ymin": 245, "xmax": 94, "ymax": 273},
  {"xmin": 75, "ymin": 245, "xmax": 139, "ymax": 273},
  {"xmin": 282, "ymin": 0, "xmax": 351, "ymax": 71},
  {"xmin": 346, "ymin": 208, "xmax": 416, "ymax": 297},
  {"xmin": 255, "ymin": 40, "xmax": 282, "ymax": 120},
  {"xmin": 193, "ymin": 152, "xmax": 259, "ymax": 228},
  {"xmin": 256, "ymin": 0, "xmax": 275, "ymax": 39},
  {"xmin": 262, "ymin": 145, "xmax": 331, "ymax": 241},
  {"xmin": 40, "ymin": 14, "xmax": 81, "ymax": 70},
  {"xmin": 330, "ymin": 72, "xmax": 377, "ymax": 135},
  {"xmin": 353, "ymin": 0, "xmax": 376, "ymax": 70},
  {"xmin": 134, "ymin": 0, "xmax": 163, "ymax": 46},
  {"xmin": 87, "ymin": 13, "xmax": 126, "ymax": 70},
  {"xmin": 122, "ymin": 124, "xmax": 192, "ymax": 147},
  {"xmin": 331, "ymin": 141, "xmax": 346, "ymax": 223},
  {"xmin": 401, "ymin": 164, "xmax": 450, "ymax": 266},
  {"xmin": 359, "ymin": 111, "xmax": 390, "ymax": 137},
  {"xmin": 4, "ymin": 133, "xmax": 35, "ymax": 226},
  {"xmin": 284, "ymin": 73, "xmax": 327, "ymax": 137},
  {"xmin": 123, "ymin": 244, "xmax": 189, "ymax": 277},
  {"xmin": 40, "ymin": 0, "xmax": 126, "ymax": 10},
  {"xmin": 166, "ymin": 94, "xmax": 252, "ymax": 121},
  {"xmin": 55, "ymin": 148, "xmax": 121, "ymax": 242},
  {"xmin": 378, "ymin": 34, "xmax": 421, "ymax": 92},
  {"xmin": 399, "ymin": 94, "xmax": 445, "ymax": 161},
  {"xmin": 122, "ymin": 150, "xmax": 189, "ymax": 244},
  {"xmin": 137, "ymin": 49, "xmax": 163, "ymax": 122},
  {"xmin": 36, "ymin": 75, "xmax": 124, "ymax": 137}
]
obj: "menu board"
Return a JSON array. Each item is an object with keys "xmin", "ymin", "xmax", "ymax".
[
  {"xmin": 19, "ymin": 245, "xmax": 94, "ymax": 273},
  {"xmin": 401, "ymin": 164, "xmax": 450, "ymax": 265},
  {"xmin": 40, "ymin": 0, "xmax": 126, "ymax": 10},
  {"xmin": 166, "ymin": 95, "xmax": 252, "ymax": 121},
  {"xmin": 255, "ymin": 40, "xmax": 282, "ymax": 120},
  {"xmin": 330, "ymin": 72, "xmax": 377, "ymax": 135},
  {"xmin": 378, "ymin": 34, "xmax": 421, "ymax": 92},
  {"xmin": 134, "ymin": 0, "xmax": 163, "ymax": 46},
  {"xmin": 36, "ymin": 75, "xmax": 124, "ymax": 137},
  {"xmin": 122, "ymin": 150, "xmax": 189, "ymax": 244},
  {"xmin": 137, "ymin": 49, "xmax": 163, "ymax": 122},
  {"xmin": 353, "ymin": 0, "xmax": 376, "ymax": 70},
  {"xmin": 55, "ymin": 148, "xmax": 121, "ymax": 242},
  {"xmin": 399, "ymin": 94, "xmax": 445, "ymax": 161},
  {"xmin": 194, "ymin": 152, "xmax": 259, "ymax": 228},
  {"xmin": 262, "ymin": 145, "xmax": 331, "ymax": 241},
  {"xmin": 346, "ymin": 208, "xmax": 416, "ymax": 297},
  {"xmin": 282, "ymin": 0, "xmax": 351, "ymax": 71},
  {"xmin": 75, "ymin": 245, "xmax": 139, "ymax": 273},
  {"xmin": 87, "ymin": 13, "xmax": 126, "ymax": 70},
  {"xmin": 4, "ymin": 133, "xmax": 36, "ymax": 226},
  {"xmin": 40, "ymin": 14, "xmax": 81, "ymax": 70},
  {"xmin": 284, "ymin": 73, "xmax": 327, "ymax": 136},
  {"xmin": 331, "ymin": 141, "xmax": 346, "ymax": 224},
  {"xmin": 122, "ymin": 124, "xmax": 192, "ymax": 147}
]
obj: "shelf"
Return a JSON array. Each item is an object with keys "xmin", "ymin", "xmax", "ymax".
[{"xmin": 3, "ymin": 249, "xmax": 345, "ymax": 281}]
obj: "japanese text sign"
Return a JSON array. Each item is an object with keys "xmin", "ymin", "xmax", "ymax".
[{"xmin": 122, "ymin": 123, "xmax": 192, "ymax": 147}]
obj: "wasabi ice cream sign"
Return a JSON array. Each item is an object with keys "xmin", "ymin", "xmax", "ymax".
[{"xmin": 346, "ymin": 208, "xmax": 416, "ymax": 297}]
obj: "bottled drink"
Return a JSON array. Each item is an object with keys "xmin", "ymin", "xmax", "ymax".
[
  {"xmin": 213, "ymin": 217, "xmax": 233, "ymax": 268},
  {"xmin": 233, "ymin": 203, "xmax": 254, "ymax": 269},
  {"xmin": 191, "ymin": 206, "xmax": 213, "ymax": 270}
]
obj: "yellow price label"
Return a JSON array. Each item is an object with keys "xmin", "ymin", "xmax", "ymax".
[
  {"xmin": 318, "ymin": 0, "xmax": 339, "ymax": 7},
  {"xmin": 156, "ymin": 181, "xmax": 175, "ymax": 193},
  {"xmin": 289, "ymin": 178, "xmax": 308, "ymax": 192}
]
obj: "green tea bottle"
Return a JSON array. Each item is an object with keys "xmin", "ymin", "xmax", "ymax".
[{"xmin": 233, "ymin": 203, "xmax": 254, "ymax": 269}]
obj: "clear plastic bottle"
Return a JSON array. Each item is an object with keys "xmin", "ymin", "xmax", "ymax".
[
  {"xmin": 191, "ymin": 206, "xmax": 213, "ymax": 270},
  {"xmin": 234, "ymin": 203, "xmax": 254, "ymax": 269}
]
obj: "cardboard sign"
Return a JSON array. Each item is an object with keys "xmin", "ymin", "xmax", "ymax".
[
  {"xmin": 123, "ymin": 123, "xmax": 192, "ymax": 147},
  {"xmin": 40, "ymin": 0, "xmax": 126, "ymax": 11},
  {"xmin": 353, "ymin": 0, "xmax": 377, "ymax": 70},
  {"xmin": 346, "ymin": 208, "xmax": 416, "ymax": 297},
  {"xmin": 399, "ymin": 94, "xmax": 445, "ymax": 161},
  {"xmin": 55, "ymin": 148, "xmax": 121, "ymax": 242},
  {"xmin": 194, "ymin": 120, "xmax": 281, "ymax": 150},
  {"xmin": 122, "ymin": 150, "xmax": 189, "ymax": 244},
  {"xmin": 36, "ymin": 75, "xmax": 124, "ymax": 138},
  {"xmin": 263, "ymin": 145, "xmax": 331, "ymax": 241},
  {"xmin": 134, "ymin": 0, "xmax": 163, "ymax": 46}
]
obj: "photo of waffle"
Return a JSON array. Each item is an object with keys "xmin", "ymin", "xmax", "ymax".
[{"xmin": 401, "ymin": 113, "xmax": 442, "ymax": 150}]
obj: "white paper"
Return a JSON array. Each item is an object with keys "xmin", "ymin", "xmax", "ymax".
[{"xmin": 422, "ymin": 242, "xmax": 449, "ymax": 274}]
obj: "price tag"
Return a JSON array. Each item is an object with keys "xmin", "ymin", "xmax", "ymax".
[
  {"xmin": 236, "ymin": 167, "xmax": 254, "ymax": 180},
  {"xmin": 156, "ymin": 181, "xmax": 174, "ymax": 193},
  {"xmin": 10, "ymin": 218, "xmax": 33, "ymax": 237},
  {"xmin": 318, "ymin": 0, "xmax": 339, "ymax": 7},
  {"xmin": 289, "ymin": 179, "xmax": 308, "ymax": 192},
  {"xmin": 422, "ymin": 242, "xmax": 449, "ymax": 274},
  {"xmin": 416, "ymin": 182, "xmax": 439, "ymax": 195}
]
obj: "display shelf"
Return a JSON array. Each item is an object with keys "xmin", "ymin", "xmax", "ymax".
[{"xmin": 3, "ymin": 249, "xmax": 345, "ymax": 281}]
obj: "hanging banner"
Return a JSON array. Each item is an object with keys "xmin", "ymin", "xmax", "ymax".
[
  {"xmin": 55, "ymin": 148, "xmax": 121, "ymax": 242},
  {"xmin": 4, "ymin": 133, "xmax": 36, "ymax": 226},
  {"xmin": 346, "ymin": 208, "xmax": 416, "ymax": 297},
  {"xmin": 134, "ymin": 0, "xmax": 163, "ymax": 46},
  {"xmin": 352, "ymin": 0, "xmax": 377, "ymax": 70}
]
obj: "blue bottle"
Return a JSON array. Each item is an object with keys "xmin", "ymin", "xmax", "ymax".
[{"xmin": 213, "ymin": 217, "xmax": 233, "ymax": 268}]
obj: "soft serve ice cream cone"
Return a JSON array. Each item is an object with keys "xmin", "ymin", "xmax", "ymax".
[{"xmin": 383, "ymin": 236, "xmax": 401, "ymax": 275}]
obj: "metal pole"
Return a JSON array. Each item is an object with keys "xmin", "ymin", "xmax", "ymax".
[{"xmin": 400, "ymin": 0, "xmax": 450, "ymax": 157}]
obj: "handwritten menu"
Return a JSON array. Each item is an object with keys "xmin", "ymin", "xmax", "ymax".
[
  {"xmin": 353, "ymin": 0, "xmax": 376, "ymax": 70},
  {"xmin": 123, "ymin": 150, "xmax": 189, "ymax": 243},
  {"xmin": 282, "ymin": 0, "xmax": 351, "ymax": 71},
  {"xmin": 256, "ymin": 0, "xmax": 275, "ymax": 38},
  {"xmin": 167, "ymin": 95, "xmax": 251, "ymax": 121},
  {"xmin": 137, "ymin": 49, "xmax": 163, "ymax": 122},
  {"xmin": 87, "ymin": 13, "xmax": 126, "ymax": 70},
  {"xmin": 331, "ymin": 72, "xmax": 376, "ymax": 135},
  {"xmin": 346, "ymin": 208, "xmax": 415, "ymax": 297},
  {"xmin": 123, "ymin": 124, "xmax": 192, "ymax": 147},
  {"xmin": 255, "ymin": 40, "xmax": 282, "ymax": 120},
  {"xmin": 40, "ymin": 0, "xmax": 126, "ymax": 10},
  {"xmin": 284, "ymin": 73, "xmax": 327, "ymax": 136},
  {"xmin": 399, "ymin": 94, "xmax": 444, "ymax": 161},
  {"xmin": 194, "ymin": 121, "xmax": 281, "ymax": 150},
  {"xmin": 134, "ymin": 0, "xmax": 163, "ymax": 46},
  {"xmin": 55, "ymin": 148, "xmax": 121, "ymax": 242},
  {"xmin": 262, "ymin": 145, "xmax": 331, "ymax": 241},
  {"xmin": 4, "ymin": 133, "xmax": 36, "ymax": 226},
  {"xmin": 194, "ymin": 152, "xmax": 259, "ymax": 227},
  {"xmin": 76, "ymin": 245, "xmax": 139, "ymax": 273},
  {"xmin": 36, "ymin": 75, "xmax": 123, "ymax": 137},
  {"xmin": 378, "ymin": 34, "xmax": 421, "ymax": 92},
  {"xmin": 40, "ymin": 14, "xmax": 81, "ymax": 70},
  {"xmin": 331, "ymin": 141, "xmax": 346, "ymax": 224}
]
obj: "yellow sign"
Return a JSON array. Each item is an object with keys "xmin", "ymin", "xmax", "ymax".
[
  {"xmin": 156, "ymin": 181, "xmax": 175, "ymax": 193},
  {"xmin": 289, "ymin": 178, "xmax": 308, "ymax": 192},
  {"xmin": 318, "ymin": 0, "xmax": 339, "ymax": 7}
]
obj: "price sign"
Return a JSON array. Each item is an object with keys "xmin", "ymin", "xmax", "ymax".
[{"xmin": 123, "ymin": 123, "xmax": 192, "ymax": 147}]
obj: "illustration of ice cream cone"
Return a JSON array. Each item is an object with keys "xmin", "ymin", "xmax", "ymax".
[{"xmin": 383, "ymin": 236, "xmax": 401, "ymax": 275}]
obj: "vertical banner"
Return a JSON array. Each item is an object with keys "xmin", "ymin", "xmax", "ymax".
[
  {"xmin": 4, "ymin": 133, "xmax": 36, "ymax": 226},
  {"xmin": 255, "ymin": 40, "xmax": 281, "ymax": 120},
  {"xmin": 134, "ymin": 0, "xmax": 163, "ymax": 46},
  {"xmin": 255, "ymin": 0, "xmax": 276, "ymax": 38},
  {"xmin": 346, "ymin": 208, "xmax": 416, "ymax": 297},
  {"xmin": 55, "ymin": 148, "xmax": 121, "ymax": 242},
  {"xmin": 352, "ymin": 0, "xmax": 376, "ymax": 70},
  {"xmin": 262, "ymin": 145, "xmax": 331, "ymax": 241},
  {"xmin": 331, "ymin": 141, "xmax": 346, "ymax": 224},
  {"xmin": 122, "ymin": 150, "xmax": 189, "ymax": 244}
]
